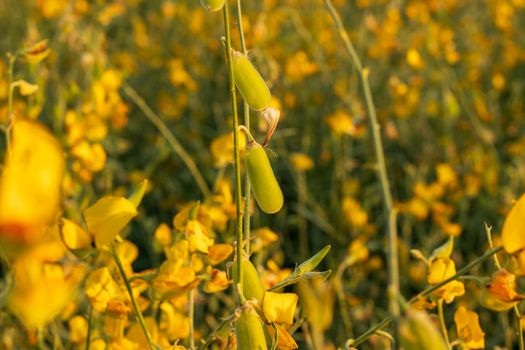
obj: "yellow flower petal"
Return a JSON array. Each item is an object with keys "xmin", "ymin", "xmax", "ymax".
[
  {"xmin": 207, "ymin": 244, "xmax": 234, "ymax": 265},
  {"xmin": 454, "ymin": 306, "xmax": 485, "ymax": 349},
  {"xmin": 262, "ymin": 291, "xmax": 298, "ymax": 325},
  {"xmin": 502, "ymin": 193, "xmax": 525, "ymax": 254},
  {"xmin": 83, "ymin": 196, "xmax": 138, "ymax": 249}
]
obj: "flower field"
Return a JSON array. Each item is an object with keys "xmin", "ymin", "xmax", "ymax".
[{"xmin": 1, "ymin": 0, "xmax": 525, "ymax": 349}]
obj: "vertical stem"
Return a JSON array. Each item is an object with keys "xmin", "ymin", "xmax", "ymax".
[
  {"xmin": 297, "ymin": 171, "xmax": 309, "ymax": 257},
  {"xmin": 222, "ymin": 1, "xmax": 244, "ymax": 297},
  {"xmin": 112, "ymin": 245, "xmax": 155, "ymax": 349},
  {"xmin": 323, "ymin": 0, "xmax": 399, "ymax": 317},
  {"xmin": 236, "ymin": 0, "xmax": 252, "ymax": 255},
  {"xmin": 85, "ymin": 306, "xmax": 92, "ymax": 350},
  {"xmin": 437, "ymin": 299, "xmax": 451, "ymax": 349},
  {"xmin": 6, "ymin": 54, "xmax": 16, "ymax": 158},
  {"xmin": 188, "ymin": 290, "xmax": 195, "ymax": 349}
]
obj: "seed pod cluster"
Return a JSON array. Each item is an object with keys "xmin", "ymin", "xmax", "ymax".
[
  {"xmin": 200, "ymin": 0, "xmax": 226, "ymax": 12},
  {"xmin": 232, "ymin": 50, "xmax": 272, "ymax": 111},
  {"xmin": 245, "ymin": 143, "xmax": 284, "ymax": 214},
  {"xmin": 236, "ymin": 304, "xmax": 268, "ymax": 350}
]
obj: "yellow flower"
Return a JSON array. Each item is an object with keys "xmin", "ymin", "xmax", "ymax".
[
  {"xmin": 251, "ymin": 227, "xmax": 279, "ymax": 253},
  {"xmin": 289, "ymin": 153, "xmax": 314, "ymax": 171},
  {"xmin": 68, "ymin": 315, "xmax": 88, "ymax": 344},
  {"xmin": 83, "ymin": 196, "xmax": 138, "ymax": 249},
  {"xmin": 59, "ymin": 218, "xmax": 93, "ymax": 256},
  {"xmin": 406, "ymin": 48, "xmax": 425, "ymax": 69},
  {"xmin": 262, "ymin": 291, "xmax": 298, "ymax": 325},
  {"xmin": 85, "ymin": 267, "xmax": 121, "ymax": 312},
  {"xmin": 7, "ymin": 241, "xmax": 86, "ymax": 329},
  {"xmin": 210, "ymin": 131, "xmax": 246, "ymax": 168},
  {"xmin": 502, "ymin": 193, "xmax": 525, "ymax": 254},
  {"xmin": 454, "ymin": 306, "xmax": 485, "ymax": 349},
  {"xmin": 0, "ymin": 119, "xmax": 64, "ymax": 245},
  {"xmin": 325, "ymin": 110, "xmax": 357, "ymax": 136},
  {"xmin": 185, "ymin": 220, "xmax": 214, "ymax": 254},
  {"xmin": 207, "ymin": 243, "xmax": 234, "ymax": 265},
  {"xmin": 267, "ymin": 323, "xmax": 298, "ymax": 349},
  {"xmin": 154, "ymin": 223, "xmax": 172, "ymax": 248},
  {"xmin": 159, "ymin": 302, "xmax": 190, "ymax": 340},
  {"xmin": 427, "ymin": 258, "xmax": 465, "ymax": 303},
  {"xmin": 479, "ymin": 268, "xmax": 525, "ymax": 311},
  {"xmin": 203, "ymin": 269, "xmax": 230, "ymax": 293}
]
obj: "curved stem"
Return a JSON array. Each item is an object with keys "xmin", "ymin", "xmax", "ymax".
[
  {"xmin": 121, "ymin": 82, "xmax": 211, "ymax": 198},
  {"xmin": 112, "ymin": 245, "xmax": 155, "ymax": 349},
  {"xmin": 437, "ymin": 299, "xmax": 451, "ymax": 349},
  {"xmin": 222, "ymin": 0, "xmax": 244, "ymax": 299},
  {"xmin": 323, "ymin": 0, "xmax": 399, "ymax": 318}
]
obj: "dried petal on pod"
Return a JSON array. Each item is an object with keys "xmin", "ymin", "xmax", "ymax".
[
  {"xmin": 245, "ymin": 143, "xmax": 284, "ymax": 214},
  {"xmin": 235, "ymin": 304, "xmax": 268, "ymax": 350},
  {"xmin": 232, "ymin": 50, "xmax": 272, "ymax": 111},
  {"xmin": 200, "ymin": 0, "xmax": 226, "ymax": 12},
  {"xmin": 232, "ymin": 258, "xmax": 265, "ymax": 303}
]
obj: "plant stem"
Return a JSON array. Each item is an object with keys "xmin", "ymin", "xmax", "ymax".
[
  {"xmin": 6, "ymin": 53, "xmax": 16, "ymax": 158},
  {"xmin": 222, "ymin": 0, "xmax": 244, "ymax": 298},
  {"xmin": 189, "ymin": 290, "xmax": 195, "ymax": 349},
  {"xmin": 323, "ymin": 0, "xmax": 399, "ymax": 318},
  {"xmin": 236, "ymin": 0, "xmax": 252, "ymax": 255},
  {"xmin": 112, "ymin": 245, "xmax": 155, "ymax": 349},
  {"xmin": 84, "ymin": 306, "xmax": 92, "ymax": 350},
  {"xmin": 437, "ymin": 299, "xmax": 451, "ymax": 349},
  {"xmin": 349, "ymin": 246, "xmax": 503, "ymax": 347},
  {"xmin": 121, "ymin": 82, "xmax": 211, "ymax": 198}
]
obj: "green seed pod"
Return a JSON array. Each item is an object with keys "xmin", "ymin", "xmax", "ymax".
[
  {"xmin": 245, "ymin": 144, "xmax": 284, "ymax": 214},
  {"xmin": 232, "ymin": 51, "xmax": 272, "ymax": 111},
  {"xmin": 398, "ymin": 311, "xmax": 448, "ymax": 350},
  {"xmin": 200, "ymin": 0, "xmax": 226, "ymax": 12},
  {"xmin": 232, "ymin": 258, "xmax": 265, "ymax": 303},
  {"xmin": 236, "ymin": 305, "xmax": 268, "ymax": 350}
]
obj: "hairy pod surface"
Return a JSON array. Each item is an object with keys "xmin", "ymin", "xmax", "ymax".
[
  {"xmin": 232, "ymin": 51, "xmax": 272, "ymax": 111},
  {"xmin": 245, "ymin": 144, "xmax": 284, "ymax": 214},
  {"xmin": 200, "ymin": 0, "xmax": 226, "ymax": 12},
  {"xmin": 236, "ymin": 306, "xmax": 268, "ymax": 350},
  {"xmin": 233, "ymin": 258, "xmax": 265, "ymax": 303}
]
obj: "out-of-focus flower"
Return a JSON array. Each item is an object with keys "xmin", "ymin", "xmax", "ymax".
[
  {"xmin": 289, "ymin": 153, "xmax": 314, "ymax": 171},
  {"xmin": 454, "ymin": 306, "xmax": 485, "ymax": 349},
  {"xmin": 0, "ymin": 119, "xmax": 64, "ymax": 245},
  {"xmin": 203, "ymin": 268, "xmax": 230, "ymax": 293}
]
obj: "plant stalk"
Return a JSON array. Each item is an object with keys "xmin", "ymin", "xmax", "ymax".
[
  {"xmin": 222, "ymin": 0, "xmax": 244, "ymax": 298},
  {"xmin": 112, "ymin": 245, "xmax": 155, "ymax": 349},
  {"xmin": 323, "ymin": 0, "xmax": 399, "ymax": 318},
  {"xmin": 236, "ymin": 0, "xmax": 252, "ymax": 255}
]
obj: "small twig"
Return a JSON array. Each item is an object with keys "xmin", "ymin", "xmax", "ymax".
[
  {"xmin": 112, "ymin": 245, "xmax": 156, "ymax": 349},
  {"xmin": 121, "ymin": 82, "xmax": 211, "ymax": 198},
  {"xmin": 323, "ymin": 0, "xmax": 400, "ymax": 318}
]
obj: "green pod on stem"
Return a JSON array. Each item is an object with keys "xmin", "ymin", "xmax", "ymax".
[
  {"xmin": 232, "ymin": 258, "xmax": 265, "ymax": 303},
  {"xmin": 235, "ymin": 304, "xmax": 268, "ymax": 350},
  {"xmin": 232, "ymin": 51, "xmax": 272, "ymax": 111},
  {"xmin": 245, "ymin": 143, "xmax": 283, "ymax": 214}
]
